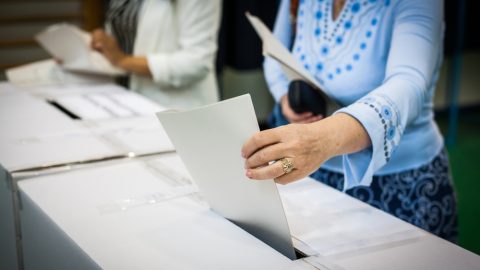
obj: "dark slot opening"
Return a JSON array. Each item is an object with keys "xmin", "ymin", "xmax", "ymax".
[
  {"xmin": 294, "ymin": 248, "xmax": 307, "ymax": 260},
  {"xmin": 47, "ymin": 100, "xmax": 81, "ymax": 120}
]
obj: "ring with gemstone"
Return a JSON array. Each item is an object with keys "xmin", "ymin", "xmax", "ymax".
[{"xmin": 280, "ymin": 158, "xmax": 294, "ymax": 174}]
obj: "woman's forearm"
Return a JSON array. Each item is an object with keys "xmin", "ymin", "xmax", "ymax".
[
  {"xmin": 116, "ymin": 56, "xmax": 152, "ymax": 78},
  {"xmin": 314, "ymin": 113, "xmax": 371, "ymax": 158},
  {"xmin": 242, "ymin": 112, "xmax": 371, "ymax": 184}
]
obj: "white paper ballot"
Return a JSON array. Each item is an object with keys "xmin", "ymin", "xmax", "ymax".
[
  {"xmin": 156, "ymin": 94, "xmax": 297, "ymax": 260},
  {"xmin": 245, "ymin": 12, "xmax": 340, "ymax": 115},
  {"xmin": 35, "ymin": 24, "xmax": 125, "ymax": 76},
  {"xmin": 54, "ymin": 92, "xmax": 167, "ymax": 120}
]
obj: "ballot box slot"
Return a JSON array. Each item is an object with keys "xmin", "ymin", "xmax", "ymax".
[
  {"xmin": 294, "ymin": 248, "xmax": 307, "ymax": 259},
  {"xmin": 47, "ymin": 100, "xmax": 81, "ymax": 120}
]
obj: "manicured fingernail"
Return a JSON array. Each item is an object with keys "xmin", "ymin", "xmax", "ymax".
[{"xmin": 246, "ymin": 170, "xmax": 253, "ymax": 179}]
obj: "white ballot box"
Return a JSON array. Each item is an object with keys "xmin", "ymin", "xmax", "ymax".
[
  {"xmin": 0, "ymin": 88, "xmax": 118, "ymax": 171},
  {"xmin": 278, "ymin": 178, "xmax": 480, "ymax": 270},
  {"xmin": 16, "ymin": 154, "xmax": 480, "ymax": 270},
  {"xmin": 314, "ymin": 235, "xmax": 480, "ymax": 270},
  {"xmin": 0, "ymin": 81, "xmax": 174, "ymax": 173},
  {"xmin": 17, "ymin": 156, "xmax": 313, "ymax": 270},
  {"xmin": 6, "ymin": 82, "xmax": 175, "ymax": 158},
  {"xmin": 0, "ymin": 89, "xmax": 121, "ymax": 269},
  {"xmin": 278, "ymin": 178, "xmax": 424, "ymax": 257},
  {"xmin": 0, "ymin": 165, "xmax": 18, "ymax": 270},
  {"xmin": 3, "ymin": 85, "xmax": 479, "ymax": 269},
  {"xmin": 0, "ymin": 82, "xmax": 173, "ymax": 269}
]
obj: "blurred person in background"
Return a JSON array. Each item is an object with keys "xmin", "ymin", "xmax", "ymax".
[{"xmin": 91, "ymin": 0, "xmax": 221, "ymax": 109}]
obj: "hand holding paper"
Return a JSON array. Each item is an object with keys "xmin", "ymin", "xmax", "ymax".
[
  {"xmin": 242, "ymin": 122, "xmax": 331, "ymax": 184},
  {"xmin": 91, "ymin": 29, "xmax": 126, "ymax": 66},
  {"xmin": 245, "ymin": 12, "xmax": 340, "ymax": 116},
  {"xmin": 35, "ymin": 24, "xmax": 125, "ymax": 76}
]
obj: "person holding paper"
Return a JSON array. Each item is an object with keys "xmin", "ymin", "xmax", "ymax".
[
  {"xmin": 243, "ymin": 0, "xmax": 457, "ymax": 242},
  {"xmin": 90, "ymin": 0, "xmax": 221, "ymax": 109}
]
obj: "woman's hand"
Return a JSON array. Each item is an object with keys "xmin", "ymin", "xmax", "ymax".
[
  {"xmin": 280, "ymin": 95, "xmax": 323, "ymax": 123},
  {"xmin": 241, "ymin": 113, "xmax": 371, "ymax": 184},
  {"xmin": 91, "ymin": 29, "xmax": 126, "ymax": 66},
  {"xmin": 242, "ymin": 122, "xmax": 332, "ymax": 185},
  {"xmin": 90, "ymin": 29, "xmax": 152, "ymax": 77}
]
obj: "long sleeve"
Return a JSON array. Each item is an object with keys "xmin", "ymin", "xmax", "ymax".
[
  {"xmin": 336, "ymin": 0, "xmax": 444, "ymax": 190},
  {"xmin": 263, "ymin": 0, "xmax": 292, "ymax": 102},
  {"xmin": 146, "ymin": 0, "xmax": 220, "ymax": 88}
]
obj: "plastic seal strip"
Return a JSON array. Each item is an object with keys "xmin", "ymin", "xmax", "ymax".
[{"xmin": 96, "ymin": 185, "xmax": 198, "ymax": 215}]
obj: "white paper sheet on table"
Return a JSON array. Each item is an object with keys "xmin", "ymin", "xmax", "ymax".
[
  {"xmin": 54, "ymin": 92, "xmax": 167, "ymax": 120},
  {"xmin": 156, "ymin": 94, "xmax": 297, "ymax": 260},
  {"xmin": 35, "ymin": 24, "xmax": 125, "ymax": 76},
  {"xmin": 245, "ymin": 12, "xmax": 339, "ymax": 115}
]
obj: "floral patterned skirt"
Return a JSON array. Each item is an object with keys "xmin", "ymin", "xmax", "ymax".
[{"xmin": 310, "ymin": 149, "xmax": 458, "ymax": 243}]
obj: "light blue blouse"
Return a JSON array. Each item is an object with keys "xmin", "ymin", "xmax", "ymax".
[{"xmin": 264, "ymin": 0, "xmax": 445, "ymax": 190}]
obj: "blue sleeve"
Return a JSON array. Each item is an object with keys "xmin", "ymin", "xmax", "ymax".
[
  {"xmin": 335, "ymin": 0, "xmax": 444, "ymax": 190},
  {"xmin": 263, "ymin": 0, "xmax": 292, "ymax": 102}
]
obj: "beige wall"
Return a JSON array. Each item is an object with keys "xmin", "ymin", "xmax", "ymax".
[
  {"xmin": 0, "ymin": 0, "xmax": 101, "ymax": 78},
  {"xmin": 435, "ymin": 52, "xmax": 480, "ymax": 109}
]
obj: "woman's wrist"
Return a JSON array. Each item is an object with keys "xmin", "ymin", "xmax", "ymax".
[
  {"xmin": 308, "ymin": 113, "xmax": 371, "ymax": 159},
  {"xmin": 115, "ymin": 56, "xmax": 152, "ymax": 77},
  {"xmin": 114, "ymin": 54, "xmax": 130, "ymax": 68},
  {"xmin": 307, "ymin": 117, "xmax": 338, "ymax": 161}
]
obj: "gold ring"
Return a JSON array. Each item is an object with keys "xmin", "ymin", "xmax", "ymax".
[{"xmin": 280, "ymin": 158, "xmax": 294, "ymax": 174}]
